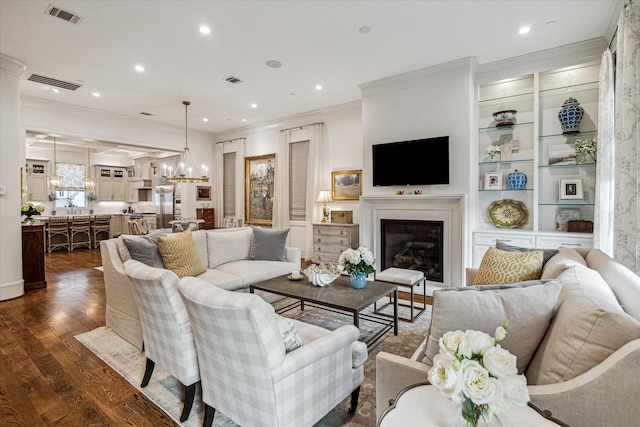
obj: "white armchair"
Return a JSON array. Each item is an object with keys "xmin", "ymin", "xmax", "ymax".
[{"xmin": 178, "ymin": 276, "xmax": 367, "ymax": 427}]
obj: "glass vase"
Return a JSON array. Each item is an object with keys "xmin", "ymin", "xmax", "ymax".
[
  {"xmin": 450, "ymin": 403, "xmax": 502, "ymax": 427},
  {"xmin": 22, "ymin": 215, "xmax": 35, "ymax": 225},
  {"xmin": 350, "ymin": 272, "xmax": 367, "ymax": 289}
]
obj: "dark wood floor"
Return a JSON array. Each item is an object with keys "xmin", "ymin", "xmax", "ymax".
[{"xmin": 0, "ymin": 248, "xmax": 178, "ymax": 427}]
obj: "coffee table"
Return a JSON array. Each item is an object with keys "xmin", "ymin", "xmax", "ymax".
[{"xmin": 250, "ymin": 274, "xmax": 398, "ymax": 348}]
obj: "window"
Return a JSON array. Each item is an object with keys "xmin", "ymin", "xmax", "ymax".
[
  {"xmin": 223, "ymin": 152, "xmax": 236, "ymax": 217},
  {"xmin": 54, "ymin": 190, "xmax": 86, "ymax": 208},
  {"xmin": 289, "ymin": 141, "xmax": 309, "ymax": 221},
  {"xmin": 54, "ymin": 163, "xmax": 87, "ymax": 207}
]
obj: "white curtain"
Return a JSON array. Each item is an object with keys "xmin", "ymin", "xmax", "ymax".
[
  {"xmin": 212, "ymin": 142, "xmax": 224, "ymax": 228},
  {"xmin": 594, "ymin": 49, "xmax": 615, "ymax": 256},
  {"xmin": 235, "ymin": 139, "xmax": 246, "ymax": 226},
  {"xmin": 613, "ymin": 0, "xmax": 639, "ymax": 273},
  {"xmin": 304, "ymin": 123, "xmax": 326, "ymax": 256},
  {"xmin": 274, "ymin": 130, "xmax": 292, "ymax": 230}
]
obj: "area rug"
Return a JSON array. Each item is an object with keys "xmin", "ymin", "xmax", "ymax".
[
  {"xmin": 75, "ymin": 300, "xmax": 431, "ymax": 426},
  {"xmin": 94, "ymin": 266, "xmax": 104, "ymax": 272}
]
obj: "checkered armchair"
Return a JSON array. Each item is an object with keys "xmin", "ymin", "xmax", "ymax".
[
  {"xmin": 178, "ymin": 276, "xmax": 367, "ymax": 427},
  {"xmin": 123, "ymin": 259, "xmax": 199, "ymax": 422}
]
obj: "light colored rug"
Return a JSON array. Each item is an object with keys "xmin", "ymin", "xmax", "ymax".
[
  {"xmin": 94, "ymin": 266, "xmax": 104, "ymax": 271},
  {"xmin": 75, "ymin": 300, "xmax": 431, "ymax": 426}
]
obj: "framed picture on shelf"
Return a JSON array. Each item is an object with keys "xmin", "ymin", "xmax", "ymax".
[
  {"xmin": 559, "ymin": 179, "xmax": 584, "ymax": 200},
  {"xmin": 548, "ymin": 144, "xmax": 577, "ymax": 166},
  {"xmin": 556, "ymin": 208, "xmax": 581, "ymax": 231},
  {"xmin": 196, "ymin": 186, "xmax": 211, "ymax": 201},
  {"xmin": 331, "ymin": 170, "xmax": 362, "ymax": 200},
  {"xmin": 483, "ymin": 171, "xmax": 503, "ymax": 190},
  {"xmin": 245, "ymin": 154, "xmax": 276, "ymax": 225}
]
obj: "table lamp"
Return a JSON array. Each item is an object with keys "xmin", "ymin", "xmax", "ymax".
[{"xmin": 316, "ymin": 190, "xmax": 333, "ymax": 223}]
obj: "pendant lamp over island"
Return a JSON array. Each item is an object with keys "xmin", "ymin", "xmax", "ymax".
[
  {"xmin": 162, "ymin": 101, "xmax": 209, "ymax": 184},
  {"xmin": 47, "ymin": 136, "xmax": 63, "ymax": 190},
  {"xmin": 82, "ymin": 143, "xmax": 96, "ymax": 190}
]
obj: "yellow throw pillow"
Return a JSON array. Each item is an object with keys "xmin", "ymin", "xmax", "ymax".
[
  {"xmin": 473, "ymin": 247, "xmax": 544, "ymax": 285},
  {"xmin": 158, "ymin": 230, "xmax": 206, "ymax": 278}
]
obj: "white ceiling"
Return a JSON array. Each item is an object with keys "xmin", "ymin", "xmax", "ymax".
[{"xmin": 1, "ymin": 0, "xmax": 620, "ymax": 141}]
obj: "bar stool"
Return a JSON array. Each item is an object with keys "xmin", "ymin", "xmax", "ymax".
[
  {"xmin": 374, "ymin": 267, "xmax": 427, "ymax": 322},
  {"xmin": 47, "ymin": 216, "xmax": 70, "ymax": 253},
  {"xmin": 92, "ymin": 215, "xmax": 111, "ymax": 248},
  {"xmin": 70, "ymin": 216, "xmax": 92, "ymax": 251}
]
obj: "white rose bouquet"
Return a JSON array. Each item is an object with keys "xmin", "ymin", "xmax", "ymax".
[
  {"xmin": 338, "ymin": 246, "xmax": 375, "ymax": 275},
  {"xmin": 428, "ymin": 321, "xmax": 529, "ymax": 426}
]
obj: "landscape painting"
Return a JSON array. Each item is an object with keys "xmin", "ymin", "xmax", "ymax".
[
  {"xmin": 245, "ymin": 154, "xmax": 276, "ymax": 225},
  {"xmin": 332, "ymin": 170, "xmax": 362, "ymax": 201}
]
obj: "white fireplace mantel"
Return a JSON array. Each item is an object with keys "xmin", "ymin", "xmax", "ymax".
[{"xmin": 360, "ymin": 194, "xmax": 468, "ymax": 291}]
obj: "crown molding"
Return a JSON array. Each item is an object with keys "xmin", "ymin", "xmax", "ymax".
[{"xmin": 0, "ymin": 53, "xmax": 27, "ymax": 78}]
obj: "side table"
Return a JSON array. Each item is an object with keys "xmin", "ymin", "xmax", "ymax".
[
  {"xmin": 378, "ymin": 382, "xmax": 565, "ymax": 427},
  {"xmin": 22, "ymin": 224, "xmax": 47, "ymax": 291}
]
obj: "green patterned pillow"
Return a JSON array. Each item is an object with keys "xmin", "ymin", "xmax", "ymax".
[
  {"xmin": 274, "ymin": 314, "xmax": 303, "ymax": 353},
  {"xmin": 157, "ymin": 230, "xmax": 206, "ymax": 278},
  {"xmin": 473, "ymin": 246, "xmax": 544, "ymax": 285}
]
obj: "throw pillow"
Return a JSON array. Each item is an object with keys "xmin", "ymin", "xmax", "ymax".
[
  {"xmin": 122, "ymin": 229, "xmax": 167, "ymax": 268},
  {"xmin": 473, "ymin": 247, "xmax": 544, "ymax": 285},
  {"xmin": 274, "ymin": 314, "xmax": 303, "ymax": 353},
  {"xmin": 496, "ymin": 240, "xmax": 559, "ymax": 267},
  {"xmin": 422, "ymin": 280, "xmax": 563, "ymax": 374},
  {"xmin": 206, "ymin": 228, "xmax": 252, "ymax": 268},
  {"xmin": 249, "ymin": 226, "xmax": 289, "ymax": 262},
  {"xmin": 540, "ymin": 246, "xmax": 587, "ymax": 279},
  {"xmin": 526, "ymin": 264, "xmax": 640, "ymax": 384},
  {"xmin": 157, "ymin": 230, "xmax": 207, "ymax": 278}
]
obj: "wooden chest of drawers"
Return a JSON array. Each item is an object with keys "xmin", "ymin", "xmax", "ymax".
[
  {"xmin": 312, "ymin": 223, "xmax": 359, "ymax": 264},
  {"xmin": 196, "ymin": 208, "xmax": 215, "ymax": 229}
]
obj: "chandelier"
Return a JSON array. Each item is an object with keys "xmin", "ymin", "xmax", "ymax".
[
  {"xmin": 47, "ymin": 136, "xmax": 63, "ymax": 190},
  {"xmin": 163, "ymin": 101, "xmax": 209, "ymax": 183},
  {"xmin": 82, "ymin": 143, "xmax": 96, "ymax": 190}
]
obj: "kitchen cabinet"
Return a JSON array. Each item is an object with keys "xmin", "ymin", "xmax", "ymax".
[
  {"xmin": 312, "ymin": 223, "xmax": 359, "ymax": 264},
  {"xmin": 25, "ymin": 160, "xmax": 49, "ymax": 201},
  {"xmin": 97, "ymin": 166, "xmax": 126, "ymax": 201},
  {"xmin": 196, "ymin": 208, "xmax": 214, "ymax": 229}
]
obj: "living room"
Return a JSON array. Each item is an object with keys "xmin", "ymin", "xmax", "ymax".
[{"xmin": 2, "ymin": 1, "xmax": 639, "ymax": 426}]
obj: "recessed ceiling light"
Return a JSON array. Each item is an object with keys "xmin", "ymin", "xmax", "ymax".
[
  {"xmin": 135, "ymin": 65, "xmax": 145, "ymax": 72},
  {"xmin": 518, "ymin": 26, "xmax": 531, "ymax": 35},
  {"xmin": 202, "ymin": 118, "xmax": 209, "ymax": 122},
  {"xmin": 242, "ymin": 118, "xmax": 247, "ymax": 122},
  {"xmin": 200, "ymin": 25, "xmax": 211, "ymax": 34},
  {"xmin": 50, "ymin": 87, "xmax": 60, "ymax": 93},
  {"xmin": 251, "ymin": 103, "xmax": 258, "ymax": 109},
  {"xmin": 315, "ymin": 84, "xmax": 323, "ymax": 91},
  {"xmin": 359, "ymin": 26, "xmax": 372, "ymax": 34},
  {"xmin": 265, "ymin": 60, "xmax": 282, "ymax": 68},
  {"xmin": 92, "ymin": 92, "xmax": 101, "ymax": 97}
]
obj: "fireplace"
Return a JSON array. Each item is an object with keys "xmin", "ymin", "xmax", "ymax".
[{"xmin": 381, "ymin": 219, "xmax": 443, "ymax": 282}]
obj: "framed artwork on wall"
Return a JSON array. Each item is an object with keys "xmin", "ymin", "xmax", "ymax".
[
  {"xmin": 331, "ymin": 170, "xmax": 362, "ymax": 201},
  {"xmin": 483, "ymin": 171, "xmax": 503, "ymax": 190},
  {"xmin": 245, "ymin": 154, "xmax": 276, "ymax": 225},
  {"xmin": 196, "ymin": 186, "xmax": 211, "ymax": 201},
  {"xmin": 559, "ymin": 178, "xmax": 584, "ymax": 200}
]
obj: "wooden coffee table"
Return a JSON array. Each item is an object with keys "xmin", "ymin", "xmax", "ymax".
[{"xmin": 250, "ymin": 274, "xmax": 398, "ymax": 348}]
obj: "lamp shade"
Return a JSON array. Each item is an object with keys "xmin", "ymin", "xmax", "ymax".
[{"xmin": 316, "ymin": 190, "xmax": 333, "ymax": 204}]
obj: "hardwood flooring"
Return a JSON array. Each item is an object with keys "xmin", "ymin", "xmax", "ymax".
[{"xmin": 0, "ymin": 248, "xmax": 177, "ymax": 427}]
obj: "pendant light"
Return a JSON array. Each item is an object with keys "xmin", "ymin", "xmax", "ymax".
[
  {"xmin": 82, "ymin": 143, "xmax": 96, "ymax": 190},
  {"xmin": 163, "ymin": 101, "xmax": 209, "ymax": 183},
  {"xmin": 47, "ymin": 136, "xmax": 63, "ymax": 190}
]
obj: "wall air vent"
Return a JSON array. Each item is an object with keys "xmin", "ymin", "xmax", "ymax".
[
  {"xmin": 224, "ymin": 76, "xmax": 243, "ymax": 84},
  {"xmin": 27, "ymin": 74, "xmax": 83, "ymax": 91},
  {"xmin": 140, "ymin": 112, "xmax": 153, "ymax": 116},
  {"xmin": 45, "ymin": 4, "xmax": 83, "ymax": 24}
]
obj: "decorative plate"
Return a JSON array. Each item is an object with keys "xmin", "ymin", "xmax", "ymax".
[{"xmin": 487, "ymin": 199, "xmax": 528, "ymax": 228}]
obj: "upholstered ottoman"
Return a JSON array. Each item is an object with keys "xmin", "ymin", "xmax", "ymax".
[{"xmin": 374, "ymin": 267, "xmax": 426, "ymax": 322}]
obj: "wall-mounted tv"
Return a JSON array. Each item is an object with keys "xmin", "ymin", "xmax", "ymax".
[{"xmin": 372, "ymin": 136, "xmax": 449, "ymax": 186}]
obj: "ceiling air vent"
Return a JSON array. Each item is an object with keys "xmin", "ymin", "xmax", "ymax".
[
  {"xmin": 224, "ymin": 76, "xmax": 243, "ymax": 84},
  {"xmin": 45, "ymin": 4, "xmax": 83, "ymax": 24},
  {"xmin": 27, "ymin": 74, "xmax": 83, "ymax": 91}
]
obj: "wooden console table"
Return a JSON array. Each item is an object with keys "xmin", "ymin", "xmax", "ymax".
[{"xmin": 22, "ymin": 224, "xmax": 47, "ymax": 291}]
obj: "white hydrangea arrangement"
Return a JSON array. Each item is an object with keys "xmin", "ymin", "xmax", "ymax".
[
  {"xmin": 575, "ymin": 138, "xmax": 597, "ymax": 162},
  {"xmin": 428, "ymin": 321, "xmax": 529, "ymax": 426},
  {"xmin": 20, "ymin": 202, "xmax": 45, "ymax": 217},
  {"xmin": 338, "ymin": 246, "xmax": 375, "ymax": 275}
]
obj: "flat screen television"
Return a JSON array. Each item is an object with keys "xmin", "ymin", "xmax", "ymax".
[{"xmin": 372, "ymin": 136, "xmax": 449, "ymax": 186}]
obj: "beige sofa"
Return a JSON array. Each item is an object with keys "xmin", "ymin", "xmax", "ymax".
[
  {"xmin": 100, "ymin": 227, "xmax": 301, "ymax": 350},
  {"xmin": 376, "ymin": 248, "xmax": 640, "ymax": 426}
]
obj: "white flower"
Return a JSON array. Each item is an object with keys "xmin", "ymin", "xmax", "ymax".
[
  {"xmin": 490, "ymin": 374, "xmax": 529, "ymax": 414},
  {"xmin": 494, "ymin": 325, "xmax": 507, "ymax": 342},
  {"xmin": 440, "ymin": 330, "xmax": 467, "ymax": 356},
  {"xmin": 483, "ymin": 346, "xmax": 517, "ymax": 378},
  {"xmin": 428, "ymin": 352, "xmax": 462, "ymax": 402},
  {"xmin": 460, "ymin": 359, "xmax": 499, "ymax": 404},
  {"xmin": 465, "ymin": 329, "xmax": 495, "ymax": 356}
]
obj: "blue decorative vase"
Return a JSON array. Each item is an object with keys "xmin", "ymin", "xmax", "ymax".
[
  {"xmin": 505, "ymin": 170, "xmax": 527, "ymax": 190},
  {"xmin": 558, "ymin": 97, "xmax": 584, "ymax": 134},
  {"xmin": 350, "ymin": 272, "xmax": 367, "ymax": 289}
]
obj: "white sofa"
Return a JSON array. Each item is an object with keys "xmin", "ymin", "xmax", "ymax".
[
  {"xmin": 376, "ymin": 248, "xmax": 640, "ymax": 426},
  {"xmin": 100, "ymin": 227, "xmax": 301, "ymax": 350}
]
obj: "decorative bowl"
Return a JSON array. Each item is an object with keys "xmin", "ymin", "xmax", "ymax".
[
  {"xmin": 493, "ymin": 109, "xmax": 517, "ymax": 126},
  {"xmin": 303, "ymin": 264, "xmax": 340, "ymax": 287}
]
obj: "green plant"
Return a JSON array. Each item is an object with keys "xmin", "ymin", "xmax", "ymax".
[
  {"xmin": 48, "ymin": 192, "xmax": 57, "ymax": 201},
  {"xmin": 86, "ymin": 192, "xmax": 97, "ymax": 202}
]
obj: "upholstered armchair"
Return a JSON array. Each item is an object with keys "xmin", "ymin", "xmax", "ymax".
[
  {"xmin": 177, "ymin": 276, "xmax": 368, "ymax": 427},
  {"xmin": 123, "ymin": 259, "xmax": 199, "ymax": 422}
]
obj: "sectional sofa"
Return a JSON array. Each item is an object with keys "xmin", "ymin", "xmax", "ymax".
[{"xmin": 100, "ymin": 227, "xmax": 301, "ymax": 350}]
